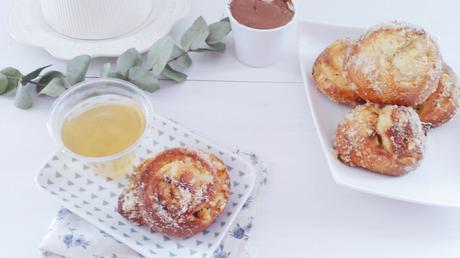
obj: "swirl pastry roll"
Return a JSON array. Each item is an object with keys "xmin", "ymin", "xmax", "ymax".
[
  {"xmin": 416, "ymin": 64, "xmax": 460, "ymax": 127},
  {"xmin": 345, "ymin": 21, "xmax": 443, "ymax": 106},
  {"xmin": 335, "ymin": 103, "xmax": 426, "ymax": 176},
  {"xmin": 312, "ymin": 38, "xmax": 364, "ymax": 106},
  {"xmin": 118, "ymin": 148, "xmax": 231, "ymax": 238}
]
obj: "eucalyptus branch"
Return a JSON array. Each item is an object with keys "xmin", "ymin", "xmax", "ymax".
[
  {"xmin": 0, "ymin": 16, "xmax": 232, "ymax": 109},
  {"xmin": 2, "ymin": 74, "xmax": 46, "ymax": 88},
  {"xmin": 22, "ymin": 79, "xmax": 45, "ymax": 88},
  {"xmin": 167, "ymin": 51, "xmax": 189, "ymax": 65}
]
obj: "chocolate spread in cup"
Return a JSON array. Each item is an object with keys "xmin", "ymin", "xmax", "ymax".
[{"xmin": 230, "ymin": 0, "xmax": 294, "ymax": 29}]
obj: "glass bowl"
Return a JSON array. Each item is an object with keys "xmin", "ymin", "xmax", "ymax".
[{"xmin": 48, "ymin": 78, "xmax": 154, "ymax": 178}]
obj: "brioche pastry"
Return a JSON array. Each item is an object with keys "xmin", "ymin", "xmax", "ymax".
[
  {"xmin": 345, "ymin": 21, "xmax": 443, "ymax": 106},
  {"xmin": 118, "ymin": 148, "xmax": 230, "ymax": 238},
  {"xmin": 335, "ymin": 103, "xmax": 426, "ymax": 176},
  {"xmin": 312, "ymin": 38, "xmax": 364, "ymax": 105},
  {"xmin": 416, "ymin": 65, "xmax": 459, "ymax": 127}
]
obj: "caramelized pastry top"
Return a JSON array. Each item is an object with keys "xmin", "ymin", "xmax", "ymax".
[
  {"xmin": 417, "ymin": 64, "xmax": 460, "ymax": 127},
  {"xmin": 118, "ymin": 148, "xmax": 230, "ymax": 238},
  {"xmin": 312, "ymin": 38, "xmax": 364, "ymax": 106},
  {"xmin": 335, "ymin": 103, "xmax": 426, "ymax": 176},
  {"xmin": 346, "ymin": 21, "xmax": 443, "ymax": 106}
]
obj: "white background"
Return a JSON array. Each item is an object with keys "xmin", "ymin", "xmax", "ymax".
[{"xmin": 1, "ymin": 0, "xmax": 460, "ymax": 257}]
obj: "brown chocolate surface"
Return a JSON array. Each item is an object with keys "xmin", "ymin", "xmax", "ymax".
[{"xmin": 230, "ymin": 0, "xmax": 294, "ymax": 29}]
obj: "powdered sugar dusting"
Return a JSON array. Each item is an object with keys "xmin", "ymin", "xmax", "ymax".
[
  {"xmin": 345, "ymin": 21, "xmax": 443, "ymax": 105},
  {"xmin": 336, "ymin": 104, "xmax": 426, "ymax": 175},
  {"xmin": 366, "ymin": 21, "xmax": 426, "ymax": 37},
  {"xmin": 118, "ymin": 147, "xmax": 230, "ymax": 237}
]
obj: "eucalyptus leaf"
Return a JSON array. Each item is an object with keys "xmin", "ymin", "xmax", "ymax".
[
  {"xmin": 177, "ymin": 54, "xmax": 192, "ymax": 68},
  {"xmin": 181, "ymin": 16, "xmax": 209, "ymax": 51},
  {"xmin": 161, "ymin": 65, "xmax": 187, "ymax": 83},
  {"xmin": 22, "ymin": 65, "xmax": 52, "ymax": 85},
  {"xmin": 128, "ymin": 67, "xmax": 160, "ymax": 92},
  {"xmin": 0, "ymin": 74, "xmax": 7, "ymax": 94},
  {"xmin": 108, "ymin": 72, "xmax": 125, "ymax": 80},
  {"xmin": 171, "ymin": 45, "xmax": 192, "ymax": 68},
  {"xmin": 39, "ymin": 77, "xmax": 67, "ymax": 97},
  {"xmin": 67, "ymin": 55, "xmax": 91, "ymax": 85},
  {"xmin": 36, "ymin": 70, "xmax": 64, "ymax": 93},
  {"xmin": 193, "ymin": 42, "xmax": 226, "ymax": 53},
  {"xmin": 117, "ymin": 48, "xmax": 142, "ymax": 78},
  {"xmin": 0, "ymin": 67, "xmax": 22, "ymax": 94},
  {"xmin": 100, "ymin": 63, "xmax": 111, "ymax": 78},
  {"xmin": 14, "ymin": 84, "xmax": 33, "ymax": 109},
  {"xmin": 206, "ymin": 18, "xmax": 232, "ymax": 45},
  {"xmin": 147, "ymin": 36, "xmax": 175, "ymax": 76}
]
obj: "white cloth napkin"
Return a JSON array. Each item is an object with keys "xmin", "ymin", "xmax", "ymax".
[{"xmin": 40, "ymin": 151, "xmax": 268, "ymax": 258}]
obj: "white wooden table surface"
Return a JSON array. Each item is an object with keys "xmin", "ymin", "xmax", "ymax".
[{"xmin": 1, "ymin": 0, "xmax": 460, "ymax": 257}]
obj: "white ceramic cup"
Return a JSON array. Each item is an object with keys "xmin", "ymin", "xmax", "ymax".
[
  {"xmin": 226, "ymin": 0, "xmax": 296, "ymax": 67},
  {"xmin": 40, "ymin": 0, "xmax": 154, "ymax": 40}
]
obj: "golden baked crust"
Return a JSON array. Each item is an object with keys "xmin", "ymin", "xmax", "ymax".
[
  {"xmin": 335, "ymin": 103, "xmax": 426, "ymax": 176},
  {"xmin": 345, "ymin": 21, "xmax": 443, "ymax": 106},
  {"xmin": 118, "ymin": 148, "xmax": 230, "ymax": 238},
  {"xmin": 416, "ymin": 64, "xmax": 459, "ymax": 127},
  {"xmin": 118, "ymin": 173, "xmax": 144, "ymax": 225},
  {"xmin": 312, "ymin": 39, "xmax": 364, "ymax": 106}
]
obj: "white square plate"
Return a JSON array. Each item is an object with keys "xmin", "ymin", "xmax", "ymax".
[
  {"xmin": 36, "ymin": 113, "xmax": 256, "ymax": 258},
  {"xmin": 298, "ymin": 20, "xmax": 460, "ymax": 208}
]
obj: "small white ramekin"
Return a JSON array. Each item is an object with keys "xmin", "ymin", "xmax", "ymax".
[
  {"xmin": 226, "ymin": 0, "xmax": 296, "ymax": 67},
  {"xmin": 40, "ymin": 0, "xmax": 153, "ymax": 40}
]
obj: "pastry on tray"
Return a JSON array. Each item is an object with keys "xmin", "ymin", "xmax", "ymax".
[
  {"xmin": 345, "ymin": 21, "xmax": 443, "ymax": 106},
  {"xmin": 312, "ymin": 38, "xmax": 364, "ymax": 106},
  {"xmin": 416, "ymin": 64, "xmax": 460, "ymax": 127},
  {"xmin": 335, "ymin": 103, "xmax": 426, "ymax": 176},
  {"xmin": 118, "ymin": 147, "xmax": 231, "ymax": 238}
]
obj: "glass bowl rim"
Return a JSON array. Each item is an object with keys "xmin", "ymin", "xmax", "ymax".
[{"xmin": 47, "ymin": 78, "xmax": 154, "ymax": 163}]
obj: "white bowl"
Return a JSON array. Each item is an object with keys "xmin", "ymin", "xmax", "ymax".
[
  {"xmin": 226, "ymin": 0, "xmax": 296, "ymax": 67},
  {"xmin": 10, "ymin": 0, "xmax": 190, "ymax": 59},
  {"xmin": 40, "ymin": 0, "xmax": 153, "ymax": 39}
]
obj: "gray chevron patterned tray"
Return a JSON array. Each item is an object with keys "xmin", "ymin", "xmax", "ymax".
[{"xmin": 36, "ymin": 113, "xmax": 256, "ymax": 258}]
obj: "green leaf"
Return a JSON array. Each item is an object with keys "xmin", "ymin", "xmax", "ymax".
[
  {"xmin": 177, "ymin": 54, "xmax": 192, "ymax": 68},
  {"xmin": 193, "ymin": 42, "xmax": 226, "ymax": 53},
  {"xmin": 206, "ymin": 18, "xmax": 232, "ymax": 45},
  {"xmin": 38, "ymin": 71, "xmax": 64, "ymax": 85},
  {"xmin": 161, "ymin": 65, "xmax": 187, "ymax": 83},
  {"xmin": 128, "ymin": 67, "xmax": 160, "ymax": 92},
  {"xmin": 117, "ymin": 48, "xmax": 142, "ymax": 78},
  {"xmin": 0, "ymin": 74, "xmax": 7, "ymax": 94},
  {"xmin": 100, "ymin": 63, "xmax": 111, "ymax": 78},
  {"xmin": 108, "ymin": 72, "xmax": 125, "ymax": 80},
  {"xmin": 14, "ymin": 84, "xmax": 33, "ymax": 109},
  {"xmin": 147, "ymin": 36, "xmax": 175, "ymax": 76},
  {"xmin": 36, "ymin": 71, "xmax": 64, "ymax": 92},
  {"xmin": 171, "ymin": 45, "xmax": 192, "ymax": 68},
  {"xmin": 181, "ymin": 16, "xmax": 210, "ymax": 51},
  {"xmin": 67, "ymin": 55, "xmax": 91, "ymax": 85},
  {"xmin": 39, "ymin": 77, "xmax": 67, "ymax": 97},
  {"xmin": 0, "ymin": 67, "xmax": 22, "ymax": 94},
  {"xmin": 21, "ymin": 65, "xmax": 52, "ymax": 85}
]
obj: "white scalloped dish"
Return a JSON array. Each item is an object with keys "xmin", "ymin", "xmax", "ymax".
[
  {"xmin": 298, "ymin": 20, "xmax": 460, "ymax": 208},
  {"xmin": 9, "ymin": 0, "xmax": 190, "ymax": 59}
]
